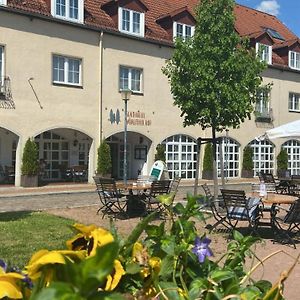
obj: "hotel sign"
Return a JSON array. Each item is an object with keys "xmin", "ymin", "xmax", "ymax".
[
  {"xmin": 109, "ymin": 109, "xmax": 151, "ymax": 126},
  {"xmin": 127, "ymin": 111, "xmax": 151, "ymax": 126}
]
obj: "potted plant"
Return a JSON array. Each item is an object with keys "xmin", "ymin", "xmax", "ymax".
[
  {"xmin": 96, "ymin": 139, "xmax": 112, "ymax": 177},
  {"xmin": 154, "ymin": 144, "xmax": 166, "ymax": 162},
  {"xmin": 277, "ymin": 149, "xmax": 289, "ymax": 178},
  {"xmin": 21, "ymin": 138, "xmax": 39, "ymax": 187},
  {"xmin": 241, "ymin": 146, "xmax": 254, "ymax": 178},
  {"xmin": 202, "ymin": 143, "xmax": 213, "ymax": 179}
]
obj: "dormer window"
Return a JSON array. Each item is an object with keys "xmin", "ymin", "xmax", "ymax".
[
  {"xmin": 118, "ymin": 7, "xmax": 145, "ymax": 37},
  {"xmin": 256, "ymin": 43, "xmax": 272, "ymax": 64},
  {"xmin": 51, "ymin": 0, "xmax": 84, "ymax": 23},
  {"xmin": 173, "ymin": 22, "xmax": 194, "ymax": 40},
  {"xmin": 289, "ymin": 51, "xmax": 300, "ymax": 70}
]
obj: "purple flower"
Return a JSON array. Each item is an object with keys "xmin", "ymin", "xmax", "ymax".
[
  {"xmin": 192, "ymin": 237, "xmax": 213, "ymax": 263},
  {"xmin": 0, "ymin": 259, "xmax": 7, "ymax": 272}
]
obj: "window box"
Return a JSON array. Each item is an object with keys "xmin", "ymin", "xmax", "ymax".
[
  {"xmin": 52, "ymin": 55, "xmax": 82, "ymax": 86},
  {"xmin": 119, "ymin": 66, "xmax": 142, "ymax": 93},
  {"xmin": 118, "ymin": 7, "xmax": 145, "ymax": 37},
  {"xmin": 51, "ymin": 0, "xmax": 84, "ymax": 23}
]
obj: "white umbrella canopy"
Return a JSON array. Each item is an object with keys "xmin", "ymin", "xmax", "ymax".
[{"xmin": 258, "ymin": 119, "xmax": 300, "ymax": 140}]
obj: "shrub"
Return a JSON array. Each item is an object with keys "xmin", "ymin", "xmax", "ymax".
[
  {"xmin": 21, "ymin": 138, "xmax": 39, "ymax": 176},
  {"xmin": 203, "ymin": 143, "xmax": 213, "ymax": 172},
  {"xmin": 96, "ymin": 139, "xmax": 112, "ymax": 176},
  {"xmin": 154, "ymin": 144, "xmax": 166, "ymax": 162},
  {"xmin": 277, "ymin": 149, "xmax": 288, "ymax": 171},
  {"xmin": 242, "ymin": 146, "xmax": 254, "ymax": 171}
]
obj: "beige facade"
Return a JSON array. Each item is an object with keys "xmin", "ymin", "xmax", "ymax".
[{"xmin": 1, "ymin": 5, "xmax": 300, "ymax": 186}]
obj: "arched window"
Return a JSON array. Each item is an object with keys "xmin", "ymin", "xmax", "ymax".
[
  {"xmin": 217, "ymin": 137, "xmax": 240, "ymax": 178},
  {"xmin": 282, "ymin": 140, "xmax": 300, "ymax": 175},
  {"xmin": 162, "ymin": 134, "xmax": 197, "ymax": 179},
  {"xmin": 249, "ymin": 139, "xmax": 275, "ymax": 175}
]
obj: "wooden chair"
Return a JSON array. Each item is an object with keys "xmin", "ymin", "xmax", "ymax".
[
  {"xmin": 272, "ymin": 199, "xmax": 300, "ymax": 248},
  {"xmin": 221, "ymin": 189, "xmax": 262, "ymax": 233},
  {"xmin": 143, "ymin": 180, "xmax": 171, "ymax": 213},
  {"xmin": 93, "ymin": 177, "xmax": 127, "ymax": 218}
]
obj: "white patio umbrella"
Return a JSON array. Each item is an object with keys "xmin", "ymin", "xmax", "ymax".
[{"xmin": 257, "ymin": 119, "xmax": 300, "ymax": 140}]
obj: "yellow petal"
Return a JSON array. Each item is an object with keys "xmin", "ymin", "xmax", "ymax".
[
  {"xmin": 89, "ymin": 228, "xmax": 114, "ymax": 256},
  {"xmin": 149, "ymin": 257, "xmax": 161, "ymax": 274},
  {"xmin": 66, "ymin": 233, "xmax": 86, "ymax": 250},
  {"xmin": 105, "ymin": 260, "xmax": 125, "ymax": 291},
  {"xmin": 132, "ymin": 242, "xmax": 143, "ymax": 259},
  {"xmin": 0, "ymin": 279, "xmax": 23, "ymax": 299},
  {"xmin": 0, "ymin": 273, "xmax": 24, "ymax": 280}
]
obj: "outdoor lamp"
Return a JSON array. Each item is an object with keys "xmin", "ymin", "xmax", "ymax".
[{"xmin": 121, "ymin": 89, "xmax": 132, "ymax": 185}]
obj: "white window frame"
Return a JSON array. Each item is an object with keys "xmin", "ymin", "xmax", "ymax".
[
  {"xmin": 282, "ymin": 140, "xmax": 300, "ymax": 175},
  {"xmin": 289, "ymin": 51, "xmax": 300, "ymax": 70},
  {"xmin": 250, "ymin": 140, "xmax": 274, "ymax": 175},
  {"xmin": 256, "ymin": 42, "xmax": 272, "ymax": 64},
  {"xmin": 119, "ymin": 66, "xmax": 143, "ymax": 93},
  {"xmin": 51, "ymin": 0, "xmax": 84, "ymax": 23},
  {"xmin": 256, "ymin": 88, "xmax": 270, "ymax": 116},
  {"xmin": 173, "ymin": 22, "xmax": 195, "ymax": 40},
  {"xmin": 216, "ymin": 137, "xmax": 240, "ymax": 178},
  {"xmin": 289, "ymin": 92, "xmax": 300, "ymax": 112},
  {"xmin": 0, "ymin": 45, "xmax": 4, "ymax": 86},
  {"xmin": 0, "ymin": 0, "xmax": 7, "ymax": 6},
  {"xmin": 52, "ymin": 55, "xmax": 82, "ymax": 86},
  {"xmin": 162, "ymin": 134, "xmax": 197, "ymax": 180},
  {"xmin": 118, "ymin": 7, "xmax": 145, "ymax": 37}
]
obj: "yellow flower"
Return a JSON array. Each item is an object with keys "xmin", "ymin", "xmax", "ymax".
[
  {"xmin": 26, "ymin": 249, "xmax": 86, "ymax": 282},
  {"xmin": 149, "ymin": 257, "xmax": 161, "ymax": 274},
  {"xmin": 66, "ymin": 223, "xmax": 114, "ymax": 256},
  {"xmin": 132, "ymin": 242, "xmax": 148, "ymax": 265},
  {"xmin": 0, "ymin": 272, "xmax": 24, "ymax": 299},
  {"xmin": 140, "ymin": 267, "xmax": 150, "ymax": 279},
  {"xmin": 104, "ymin": 260, "xmax": 125, "ymax": 291}
]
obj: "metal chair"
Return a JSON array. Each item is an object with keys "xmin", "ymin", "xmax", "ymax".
[
  {"xmin": 221, "ymin": 189, "xmax": 262, "ymax": 234},
  {"xmin": 143, "ymin": 180, "xmax": 171, "ymax": 213},
  {"xmin": 93, "ymin": 177, "xmax": 127, "ymax": 218},
  {"xmin": 272, "ymin": 199, "xmax": 300, "ymax": 248},
  {"xmin": 260, "ymin": 172, "xmax": 288, "ymax": 194},
  {"xmin": 201, "ymin": 184, "xmax": 230, "ymax": 231}
]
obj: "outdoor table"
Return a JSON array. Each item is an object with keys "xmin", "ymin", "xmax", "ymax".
[
  {"xmin": 248, "ymin": 192, "xmax": 298, "ymax": 228},
  {"xmin": 116, "ymin": 183, "xmax": 152, "ymax": 217}
]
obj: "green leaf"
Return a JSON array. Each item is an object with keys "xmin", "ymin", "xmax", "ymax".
[
  {"xmin": 158, "ymin": 281, "xmax": 181, "ymax": 300},
  {"xmin": 32, "ymin": 282, "xmax": 84, "ymax": 300},
  {"xmin": 125, "ymin": 262, "xmax": 141, "ymax": 274},
  {"xmin": 210, "ymin": 269, "xmax": 236, "ymax": 283},
  {"xmin": 156, "ymin": 192, "xmax": 175, "ymax": 205},
  {"xmin": 159, "ymin": 255, "xmax": 174, "ymax": 278},
  {"xmin": 161, "ymin": 236, "xmax": 176, "ymax": 256}
]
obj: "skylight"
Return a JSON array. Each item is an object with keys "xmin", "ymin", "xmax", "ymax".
[{"xmin": 264, "ymin": 28, "xmax": 285, "ymax": 40}]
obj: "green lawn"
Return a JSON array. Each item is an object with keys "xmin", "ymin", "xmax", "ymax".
[{"xmin": 0, "ymin": 211, "xmax": 75, "ymax": 268}]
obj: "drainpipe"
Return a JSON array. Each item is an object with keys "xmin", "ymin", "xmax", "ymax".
[{"xmin": 99, "ymin": 31, "xmax": 104, "ymax": 142}]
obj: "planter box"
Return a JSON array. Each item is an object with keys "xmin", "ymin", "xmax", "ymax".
[
  {"xmin": 21, "ymin": 175, "xmax": 38, "ymax": 187},
  {"xmin": 241, "ymin": 170, "xmax": 254, "ymax": 178},
  {"xmin": 202, "ymin": 170, "xmax": 213, "ymax": 180}
]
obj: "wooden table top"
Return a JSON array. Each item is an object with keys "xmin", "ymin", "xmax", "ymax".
[
  {"xmin": 249, "ymin": 192, "xmax": 298, "ymax": 205},
  {"xmin": 116, "ymin": 183, "xmax": 151, "ymax": 191}
]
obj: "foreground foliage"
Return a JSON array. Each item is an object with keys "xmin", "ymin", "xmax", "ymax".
[{"xmin": 0, "ymin": 195, "xmax": 287, "ymax": 299}]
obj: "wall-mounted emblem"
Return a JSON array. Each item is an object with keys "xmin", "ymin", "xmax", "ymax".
[{"xmin": 109, "ymin": 109, "xmax": 121, "ymax": 124}]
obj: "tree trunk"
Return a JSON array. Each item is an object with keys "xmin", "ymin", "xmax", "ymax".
[
  {"xmin": 212, "ymin": 127, "xmax": 218, "ymax": 199},
  {"xmin": 194, "ymin": 138, "xmax": 201, "ymax": 196},
  {"xmin": 219, "ymin": 137, "xmax": 225, "ymax": 189}
]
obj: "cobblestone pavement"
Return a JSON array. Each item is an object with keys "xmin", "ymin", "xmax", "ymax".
[{"xmin": 0, "ymin": 180, "xmax": 253, "ymax": 212}]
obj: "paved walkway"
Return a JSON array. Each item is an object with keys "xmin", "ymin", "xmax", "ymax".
[{"xmin": 0, "ymin": 179, "xmax": 255, "ymax": 212}]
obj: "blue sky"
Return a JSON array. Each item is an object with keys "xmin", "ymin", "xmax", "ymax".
[{"xmin": 236, "ymin": 0, "xmax": 300, "ymax": 37}]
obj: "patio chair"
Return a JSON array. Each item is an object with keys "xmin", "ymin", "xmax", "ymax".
[
  {"xmin": 221, "ymin": 189, "xmax": 262, "ymax": 234},
  {"xmin": 272, "ymin": 198, "xmax": 300, "ymax": 248},
  {"xmin": 93, "ymin": 177, "xmax": 127, "ymax": 219},
  {"xmin": 261, "ymin": 172, "xmax": 288, "ymax": 194},
  {"xmin": 288, "ymin": 175, "xmax": 300, "ymax": 195},
  {"xmin": 143, "ymin": 180, "xmax": 171, "ymax": 213},
  {"xmin": 201, "ymin": 184, "xmax": 231, "ymax": 232}
]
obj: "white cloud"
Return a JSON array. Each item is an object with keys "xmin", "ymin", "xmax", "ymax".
[{"xmin": 256, "ymin": 0, "xmax": 280, "ymax": 16}]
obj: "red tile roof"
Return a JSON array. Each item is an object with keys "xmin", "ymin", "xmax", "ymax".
[{"xmin": 3, "ymin": 0, "xmax": 299, "ymax": 69}]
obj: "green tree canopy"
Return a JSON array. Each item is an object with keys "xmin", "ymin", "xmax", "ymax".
[
  {"xmin": 97, "ymin": 139, "xmax": 112, "ymax": 176},
  {"xmin": 163, "ymin": 0, "xmax": 266, "ymax": 131},
  {"xmin": 21, "ymin": 138, "xmax": 39, "ymax": 175}
]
